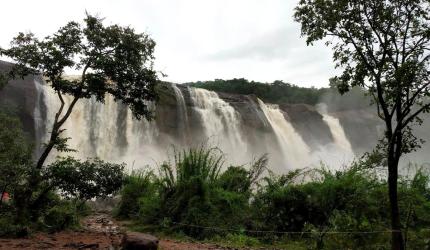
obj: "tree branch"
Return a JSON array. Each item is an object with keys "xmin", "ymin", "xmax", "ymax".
[{"xmin": 401, "ymin": 102, "xmax": 430, "ymax": 130}]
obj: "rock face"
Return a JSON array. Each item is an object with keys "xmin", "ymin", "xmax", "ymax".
[
  {"xmin": 0, "ymin": 60, "xmax": 389, "ymax": 168},
  {"xmin": 0, "ymin": 61, "xmax": 41, "ymax": 142},
  {"xmin": 217, "ymin": 92, "xmax": 272, "ymax": 131},
  {"xmin": 280, "ymin": 103, "xmax": 334, "ymax": 150},
  {"xmin": 333, "ymin": 109, "xmax": 381, "ymax": 155},
  {"xmin": 123, "ymin": 232, "xmax": 159, "ymax": 250}
]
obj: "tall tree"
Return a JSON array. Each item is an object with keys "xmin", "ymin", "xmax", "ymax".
[
  {"xmin": 1, "ymin": 14, "xmax": 158, "ymax": 169},
  {"xmin": 0, "ymin": 14, "xmax": 158, "ymax": 215},
  {"xmin": 294, "ymin": 1, "xmax": 429, "ymax": 249}
]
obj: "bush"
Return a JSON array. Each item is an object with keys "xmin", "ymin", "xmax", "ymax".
[
  {"xmin": 116, "ymin": 147, "xmax": 430, "ymax": 249},
  {"xmin": 115, "ymin": 170, "xmax": 158, "ymax": 220},
  {"xmin": 0, "ymin": 110, "xmax": 126, "ymax": 235},
  {"xmin": 0, "ymin": 212, "xmax": 28, "ymax": 237},
  {"xmin": 116, "ymin": 147, "xmax": 266, "ymax": 239},
  {"xmin": 40, "ymin": 202, "xmax": 79, "ymax": 232},
  {"xmin": 45, "ymin": 157, "xmax": 125, "ymax": 200}
]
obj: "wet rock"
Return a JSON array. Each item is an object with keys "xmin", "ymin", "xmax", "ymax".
[
  {"xmin": 280, "ymin": 103, "xmax": 334, "ymax": 149},
  {"xmin": 0, "ymin": 61, "xmax": 40, "ymax": 147},
  {"xmin": 333, "ymin": 109, "xmax": 381, "ymax": 154},
  {"xmin": 122, "ymin": 232, "xmax": 159, "ymax": 250}
]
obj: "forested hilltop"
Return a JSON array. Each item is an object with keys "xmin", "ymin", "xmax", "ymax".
[
  {"xmin": 187, "ymin": 78, "xmax": 325, "ymax": 105},
  {"xmin": 187, "ymin": 78, "xmax": 371, "ymax": 111}
]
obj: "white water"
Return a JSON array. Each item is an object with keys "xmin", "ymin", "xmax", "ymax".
[
  {"xmin": 171, "ymin": 83, "xmax": 189, "ymax": 144},
  {"xmin": 314, "ymin": 103, "xmax": 355, "ymax": 168},
  {"xmin": 189, "ymin": 88, "xmax": 248, "ymax": 164},
  {"xmin": 35, "ymin": 80, "xmax": 163, "ymax": 168},
  {"xmin": 258, "ymin": 100, "xmax": 311, "ymax": 170},
  {"xmin": 34, "ymin": 79, "xmax": 356, "ymax": 172}
]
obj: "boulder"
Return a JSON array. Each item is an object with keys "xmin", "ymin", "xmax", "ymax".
[{"xmin": 122, "ymin": 232, "xmax": 159, "ymax": 250}]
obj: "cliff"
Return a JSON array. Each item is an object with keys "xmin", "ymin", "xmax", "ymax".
[
  {"xmin": 0, "ymin": 61, "xmax": 42, "ymax": 140},
  {"xmin": 0, "ymin": 60, "xmax": 387, "ymax": 169}
]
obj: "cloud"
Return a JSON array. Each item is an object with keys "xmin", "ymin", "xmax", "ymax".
[
  {"xmin": 0, "ymin": 0, "xmax": 336, "ymax": 87},
  {"xmin": 206, "ymin": 26, "xmax": 302, "ymax": 61}
]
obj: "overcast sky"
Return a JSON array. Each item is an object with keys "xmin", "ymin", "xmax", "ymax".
[{"xmin": 0, "ymin": 0, "xmax": 337, "ymax": 87}]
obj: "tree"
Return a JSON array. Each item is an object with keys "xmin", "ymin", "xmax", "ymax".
[
  {"xmin": 294, "ymin": 1, "xmax": 430, "ymax": 249},
  {"xmin": 0, "ymin": 14, "xmax": 158, "ymax": 219},
  {"xmin": 1, "ymin": 14, "xmax": 158, "ymax": 169},
  {"xmin": 0, "ymin": 111, "xmax": 33, "ymax": 207}
]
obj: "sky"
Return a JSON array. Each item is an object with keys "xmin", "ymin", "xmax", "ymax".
[{"xmin": 0, "ymin": 0, "xmax": 337, "ymax": 87}]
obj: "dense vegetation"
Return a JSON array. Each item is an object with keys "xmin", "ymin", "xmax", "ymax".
[
  {"xmin": 0, "ymin": 110, "xmax": 125, "ymax": 236},
  {"xmin": 116, "ymin": 147, "xmax": 430, "ymax": 249},
  {"xmin": 0, "ymin": 14, "xmax": 157, "ymax": 237},
  {"xmin": 187, "ymin": 78, "xmax": 328, "ymax": 105},
  {"xmin": 0, "ymin": 2, "xmax": 428, "ymax": 249},
  {"xmin": 295, "ymin": 0, "xmax": 430, "ymax": 248},
  {"xmin": 187, "ymin": 78, "xmax": 372, "ymax": 112}
]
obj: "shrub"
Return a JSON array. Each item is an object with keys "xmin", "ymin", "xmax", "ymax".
[
  {"xmin": 0, "ymin": 111, "xmax": 126, "ymax": 233},
  {"xmin": 45, "ymin": 157, "xmax": 125, "ymax": 200},
  {"xmin": 116, "ymin": 148, "xmax": 430, "ymax": 249},
  {"xmin": 40, "ymin": 202, "xmax": 79, "ymax": 232},
  {"xmin": 116, "ymin": 147, "xmax": 267, "ymax": 239},
  {"xmin": 115, "ymin": 170, "xmax": 158, "ymax": 220}
]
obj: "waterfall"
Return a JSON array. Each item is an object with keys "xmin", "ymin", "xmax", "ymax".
[
  {"xmin": 314, "ymin": 103, "xmax": 355, "ymax": 167},
  {"xmin": 321, "ymin": 115, "xmax": 354, "ymax": 154},
  {"xmin": 33, "ymin": 80, "xmax": 162, "ymax": 168},
  {"xmin": 258, "ymin": 99, "xmax": 311, "ymax": 169},
  {"xmin": 171, "ymin": 83, "xmax": 189, "ymax": 144},
  {"xmin": 32, "ymin": 78, "xmax": 356, "ymax": 172},
  {"xmin": 189, "ymin": 88, "xmax": 248, "ymax": 164},
  {"xmin": 33, "ymin": 77, "xmax": 47, "ymax": 156}
]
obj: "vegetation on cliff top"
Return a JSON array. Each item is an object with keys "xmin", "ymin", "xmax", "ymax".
[
  {"xmin": 187, "ymin": 78, "xmax": 328, "ymax": 105},
  {"xmin": 187, "ymin": 78, "xmax": 371, "ymax": 112}
]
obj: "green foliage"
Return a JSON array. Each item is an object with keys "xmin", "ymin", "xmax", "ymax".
[
  {"xmin": 0, "ymin": 111, "xmax": 125, "ymax": 235},
  {"xmin": 0, "ymin": 15, "xmax": 147, "ymax": 235},
  {"xmin": 215, "ymin": 233, "xmax": 261, "ymax": 248},
  {"xmin": 0, "ymin": 220, "xmax": 29, "ymax": 238},
  {"xmin": 0, "ymin": 14, "xmax": 158, "ymax": 120},
  {"xmin": 295, "ymin": 0, "xmax": 430, "ymax": 155},
  {"xmin": 187, "ymin": 78, "xmax": 371, "ymax": 112},
  {"xmin": 39, "ymin": 199, "xmax": 88, "ymax": 232},
  {"xmin": 118, "ymin": 150, "xmax": 430, "ymax": 248},
  {"xmin": 117, "ymin": 147, "xmax": 266, "ymax": 239},
  {"xmin": 1, "ymin": 13, "xmax": 159, "ymax": 178},
  {"xmin": 0, "ymin": 111, "xmax": 33, "ymax": 198},
  {"xmin": 295, "ymin": 2, "xmax": 430, "ymax": 247},
  {"xmin": 44, "ymin": 157, "xmax": 125, "ymax": 200},
  {"xmin": 115, "ymin": 170, "xmax": 158, "ymax": 220},
  {"xmin": 187, "ymin": 78, "xmax": 328, "ymax": 105}
]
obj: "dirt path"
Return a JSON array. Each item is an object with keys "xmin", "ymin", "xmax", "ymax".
[
  {"xmin": 0, "ymin": 213, "xmax": 249, "ymax": 249},
  {"xmin": 159, "ymin": 238, "xmax": 237, "ymax": 250},
  {"xmin": 0, "ymin": 213, "xmax": 123, "ymax": 249}
]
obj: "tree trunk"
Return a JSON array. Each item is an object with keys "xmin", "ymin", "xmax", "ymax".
[{"xmin": 388, "ymin": 155, "xmax": 404, "ymax": 250}]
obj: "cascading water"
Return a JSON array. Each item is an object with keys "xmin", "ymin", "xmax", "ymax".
[
  {"xmin": 33, "ymin": 78, "xmax": 357, "ymax": 172},
  {"xmin": 313, "ymin": 103, "xmax": 355, "ymax": 168},
  {"xmin": 34, "ymin": 79, "xmax": 162, "ymax": 168},
  {"xmin": 189, "ymin": 88, "xmax": 248, "ymax": 164},
  {"xmin": 321, "ymin": 116, "xmax": 354, "ymax": 154},
  {"xmin": 171, "ymin": 83, "xmax": 189, "ymax": 144},
  {"xmin": 257, "ymin": 99, "xmax": 312, "ymax": 170},
  {"xmin": 33, "ymin": 77, "xmax": 47, "ymax": 155}
]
